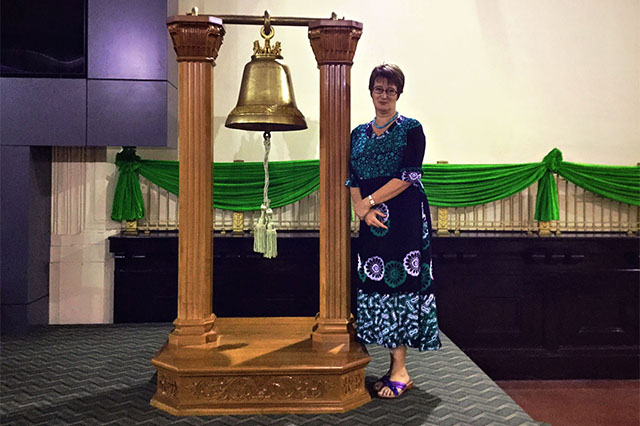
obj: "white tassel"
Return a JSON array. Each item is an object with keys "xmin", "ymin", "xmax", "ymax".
[
  {"xmin": 253, "ymin": 131, "xmax": 277, "ymax": 258},
  {"xmin": 253, "ymin": 205, "xmax": 267, "ymax": 254},
  {"xmin": 264, "ymin": 209, "xmax": 277, "ymax": 258}
]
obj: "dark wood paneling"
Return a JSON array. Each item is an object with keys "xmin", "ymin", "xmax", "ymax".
[{"xmin": 432, "ymin": 234, "xmax": 639, "ymax": 379}]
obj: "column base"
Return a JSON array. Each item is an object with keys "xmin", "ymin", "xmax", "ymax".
[
  {"xmin": 168, "ymin": 314, "xmax": 219, "ymax": 346},
  {"xmin": 311, "ymin": 316, "xmax": 358, "ymax": 351}
]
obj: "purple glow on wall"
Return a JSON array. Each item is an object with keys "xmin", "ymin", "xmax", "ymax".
[{"xmin": 88, "ymin": 0, "xmax": 170, "ymax": 80}]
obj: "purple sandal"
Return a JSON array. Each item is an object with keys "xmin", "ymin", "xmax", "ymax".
[
  {"xmin": 378, "ymin": 377, "xmax": 414, "ymax": 399},
  {"xmin": 373, "ymin": 374, "xmax": 390, "ymax": 392}
]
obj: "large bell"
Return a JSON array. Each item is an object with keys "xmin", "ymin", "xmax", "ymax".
[{"xmin": 225, "ymin": 27, "xmax": 307, "ymax": 132}]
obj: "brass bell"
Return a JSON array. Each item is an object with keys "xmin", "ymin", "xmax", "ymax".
[{"xmin": 225, "ymin": 25, "xmax": 307, "ymax": 132}]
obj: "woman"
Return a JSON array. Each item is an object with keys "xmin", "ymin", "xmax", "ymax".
[{"xmin": 346, "ymin": 64, "xmax": 441, "ymax": 399}]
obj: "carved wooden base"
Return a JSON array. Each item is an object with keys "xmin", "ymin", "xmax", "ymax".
[{"xmin": 151, "ymin": 317, "xmax": 371, "ymax": 415}]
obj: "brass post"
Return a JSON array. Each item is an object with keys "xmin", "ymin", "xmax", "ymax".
[
  {"xmin": 232, "ymin": 212, "xmax": 245, "ymax": 234},
  {"xmin": 538, "ymin": 221, "xmax": 552, "ymax": 236},
  {"xmin": 124, "ymin": 220, "xmax": 138, "ymax": 235},
  {"xmin": 232, "ymin": 159, "xmax": 245, "ymax": 235},
  {"xmin": 436, "ymin": 161, "xmax": 450, "ymax": 236}
]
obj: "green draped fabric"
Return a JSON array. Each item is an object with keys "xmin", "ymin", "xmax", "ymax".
[
  {"xmin": 534, "ymin": 168, "xmax": 560, "ymax": 221},
  {"xmin": 420, "ymin": 163, "xmax": 546, "ymax": 207},
  {"xmin": 111, "ymin": 148, "xmax": 145, "ymax": 221},
  {"xmin": 131, "ymin": 159, "xmax": 320, "ymax": 212},
  {"xmin": 535, "ymin": 149, "xmax": 561, "ymax": 221},
  {"xmin": 211, "ymin": 160, "xmax": 320, "ymax": 211},
  {"xmin": 559, "ymin": 162, "xmax": 640, "ymax": 206},
  {"xmin": 111, "ymin": 147, "xmax": 640, "ymax": 223}
]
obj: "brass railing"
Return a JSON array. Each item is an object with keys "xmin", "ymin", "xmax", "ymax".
[{"xmin": 133, "ymin": 175, "xmax": 639, "ymax": 234}]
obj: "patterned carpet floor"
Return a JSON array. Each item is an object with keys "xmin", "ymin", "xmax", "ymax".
[{"xmin": 1, "ymin": 324, "xmax": 542, "ymax": 425}]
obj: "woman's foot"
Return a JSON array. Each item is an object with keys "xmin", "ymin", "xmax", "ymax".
[
  {"xmin": 378, "ymin": 376, "xmax": 414, "ymax": 398},
  {"xmin": 373, "ymin": 352, "xmax": 395, "ymax": 392},
  {"xmin": 373, "ymin": 374, "xmax": 390, "ymax": 392},
  {"xmin": 377, "ymin": 369, "xmax": 411, "ymax": 398}
]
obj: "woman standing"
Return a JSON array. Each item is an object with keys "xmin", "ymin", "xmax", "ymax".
[{"xmin": 346, "ymin": 64, "xmax": 441, "ymax": 399}]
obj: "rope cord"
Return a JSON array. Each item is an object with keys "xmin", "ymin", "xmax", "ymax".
[
  {"xmin": 252, "ymin": 131, "xmax": 277, "ymax": 258},
  {"xmin": 262, "ymin": 131, "xmax": 271, "ymax": 209}
]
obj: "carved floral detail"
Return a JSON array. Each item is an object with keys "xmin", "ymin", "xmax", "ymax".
[
  {"xmin": 308, "ymin": 26, "xmax": 362, "ymax": 65},
  {"xmin": 185, "ymin": 376, "xmax": 334, "ymax": 401},
  {"xmin": 341, "ymin": 370, "xmax": 364, "ymax": 395},
  {"xmin": 168, "ymin": 23, "xmax": 225, "ymax": 63},
  {"xmin": 158, "ymin": 373, "xmax": 178, "ymax": 398}
]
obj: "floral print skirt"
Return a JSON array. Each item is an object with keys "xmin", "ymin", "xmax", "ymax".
[{"xmin": 354, "ymin": 181, "xmax": 441, "ymax": 352}]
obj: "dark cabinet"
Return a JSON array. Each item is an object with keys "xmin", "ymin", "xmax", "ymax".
[
  {"xmin": 109, "ymin": 232, "xmax": 639, "ymax": 379},
  {"xmin": 431, "ymin": 235, "xmax": 639, "ymax": 379},
  {"xmin": 110, "ymin": 232, "xmax": 320, "ymax": 322}
]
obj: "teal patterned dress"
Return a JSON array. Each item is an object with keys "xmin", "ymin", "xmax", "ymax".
[{"xmin": 346, "ymin": 115, "xmax": 441, "ymax": 351}]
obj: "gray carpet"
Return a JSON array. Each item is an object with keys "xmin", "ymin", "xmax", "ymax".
[{"xmin": 1, "ymin": 324, "xmax": 541, "ymax": 425}]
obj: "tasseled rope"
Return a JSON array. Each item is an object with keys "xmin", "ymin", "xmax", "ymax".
[{"xmin": 253, "ymin": 131, "xmax": 277, "ymax": 258}]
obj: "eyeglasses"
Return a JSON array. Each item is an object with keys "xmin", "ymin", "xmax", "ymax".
[{"xmin": 372, "ymin": 86, "xmax": 398, "ymax": 96}]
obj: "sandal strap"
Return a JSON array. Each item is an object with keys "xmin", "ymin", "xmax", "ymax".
[{"xmin": 382, "ymin": 377, "xmax": 408, "ymax": 396}]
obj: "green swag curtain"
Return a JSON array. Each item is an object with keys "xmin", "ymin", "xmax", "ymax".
[{"xmin": 111, "ymin": 147, "xmax": 639, "ymax": 223}]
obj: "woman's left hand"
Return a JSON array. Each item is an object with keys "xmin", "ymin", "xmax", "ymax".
[{"xmin": 364, "ymin": 209, "xmax": 388, "ymax": 229}]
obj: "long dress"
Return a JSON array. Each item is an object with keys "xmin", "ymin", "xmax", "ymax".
[{"xmin": 346, "ymin": 115, "xmax": 441, "ymax": 351}]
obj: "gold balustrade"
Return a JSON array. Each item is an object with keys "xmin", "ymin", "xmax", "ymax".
[{"xmin": 131, "ymin": 174, "xmax": 639, "ymax": 235}]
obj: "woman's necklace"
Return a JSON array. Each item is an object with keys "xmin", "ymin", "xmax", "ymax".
[{"xmin": 372, "ymin": 111, "xmax": 399, "ymax": 129}]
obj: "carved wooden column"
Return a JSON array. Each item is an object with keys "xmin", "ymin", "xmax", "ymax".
[
  {"xmin": 308, "ymin": 19, "xmax": 363, "ymax": 347},
  {"xmin": 166, "ymin": 16, "xmax": 224, "ymax": 346}
]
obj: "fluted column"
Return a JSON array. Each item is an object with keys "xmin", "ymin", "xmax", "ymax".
[
  {"xmin": 308, "ymin": 19, "xmax": 363, "ymax": 347},
  {"xmin": 166, "ymin": 16, "xmax": 224, "ymax": 346}
]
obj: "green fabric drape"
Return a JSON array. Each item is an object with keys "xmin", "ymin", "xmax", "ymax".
[
  {"xmin": 211, "ymin": 160, "xmax": 319, "ymax": 211},
  {"xmin": 535, "ymin": 148, "xmax": 639, "ymax": 220},
  {"xmin": 535, "ymin": 149, "xmax": 561, "ymax": 221},
  {"xmin": 421, "ymin": 163, "xmax": 546, "ymax": 207},
  {"xmin": 420, "ymin": 148, "xmax": 638, "ymax": 221},
  {"xmin": 110, "ymin": 150, "xmax": 320, "ymax": 220},
  {"xmin": 132, "ymin": 159, "xmax": 320, "ymax": 212},
  {"xmin": 534, "ymin": 168, "xmax": 560, "ymax": 221},
  {"xmin": 111, "ymin": 148, "xmax": 145, "ymax": 221},
  {"xmin": 110, "ymin": 148, "xmax": 639, "ymax": 223},
  {"xmin": 559, "ymin": 162, "xmax": 640, "ymax": 206}
]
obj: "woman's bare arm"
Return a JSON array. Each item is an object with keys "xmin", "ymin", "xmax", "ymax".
[{"xmin": 350, "ymin": 187, "xmax": 366, "ymax": 220}]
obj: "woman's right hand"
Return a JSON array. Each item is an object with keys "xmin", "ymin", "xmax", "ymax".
[
  {"xmin": 364, "ymin": 209, "xmax": 388, "ymax": 229},
  {"xmin": 354, "ymin": 199, "xmax": 371, "ymax": 220}
]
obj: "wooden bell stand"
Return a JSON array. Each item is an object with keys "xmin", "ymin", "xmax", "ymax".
[{"xmin": 150, "ymin": 14, "xmax": 370, "ymax": 415}]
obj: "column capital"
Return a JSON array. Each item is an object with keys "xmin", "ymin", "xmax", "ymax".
[
  {"xmin": 167, "ymin": 15, "xmax": 225, "ymax": 63},
  {"xmin": 308, "ymin": 20, "xmax": 363, "ymax": 66}
]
